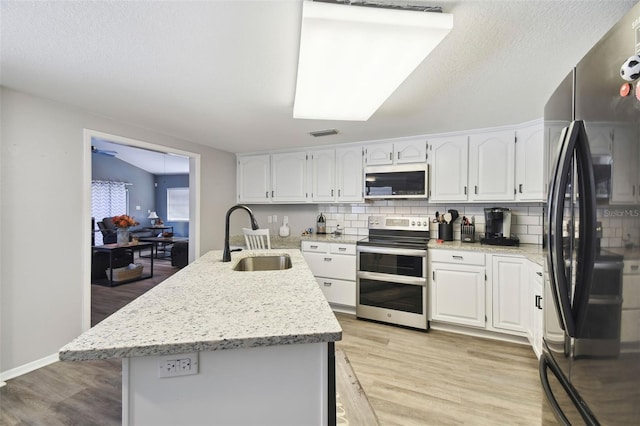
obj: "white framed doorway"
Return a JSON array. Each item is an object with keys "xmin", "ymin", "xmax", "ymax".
[{"xmin": 82, "ymin": 129, "xmax": 201, "ymax": 331}]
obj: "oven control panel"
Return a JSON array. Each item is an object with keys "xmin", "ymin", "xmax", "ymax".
[{"xmin": 368, "ymin": 216, "xmax": 431, "ymax": 230}]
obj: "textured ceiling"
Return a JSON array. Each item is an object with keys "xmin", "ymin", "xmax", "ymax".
[{"xmin": 1, "ymin": 0, "xmax": 637, "ymax": 154}]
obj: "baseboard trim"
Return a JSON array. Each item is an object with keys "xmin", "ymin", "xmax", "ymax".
[
  {"xmin": 430, "ymin": 321, "xmax": 530, "ymax": 346},
  {"xmin": 0, "ymin": 353, "xmax": 59, "ymax": 383}
]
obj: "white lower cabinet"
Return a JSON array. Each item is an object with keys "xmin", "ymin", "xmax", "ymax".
[
  {"xmin": 490, "ymin": 255, "xmax": 529, "ymax": 336},
  {"xmin": 622, "ymin": 260, "xmax": 640, "ymax": 346},
  {"xmin": 301, "ymin": 241, "xmax": 356, "ymax": 312},
  {"xmin": 429, "ymin": 250, "xmax": 486, "ymax": 328},
  {"xmin": 529, "ymin": 262, "xmax": 544, "ymax": 359}
]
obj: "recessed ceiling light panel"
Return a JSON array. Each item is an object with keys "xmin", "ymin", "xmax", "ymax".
[{"xmin": 293, "ymin": 1, "xmax": 453, "ymax": 121}]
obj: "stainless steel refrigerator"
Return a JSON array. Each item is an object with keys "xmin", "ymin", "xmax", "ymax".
[{"xmin": 542, "ymin": 2, "xmax": 640, "ymax": 424}]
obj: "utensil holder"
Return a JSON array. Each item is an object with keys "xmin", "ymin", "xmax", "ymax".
[
  {"xmin": 461, "ymin": 224, "xmax": 476, "ymax": 243},
  {"xmin": 438, "ymin": 223, "xmax": 453, "ymax": 241}
]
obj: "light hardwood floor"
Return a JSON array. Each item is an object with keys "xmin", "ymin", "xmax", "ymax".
[
  {"xmin": 1, "ymin": 263, "xmax": 556, "ymax": 425},
  {"xmin": 335, "ymin": 314, "xmax": 555, "ymax": 426}
]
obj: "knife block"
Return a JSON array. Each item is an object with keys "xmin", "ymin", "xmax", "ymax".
[
  {"xmin": 438, "ymin": 223, "xmax": 453, "ymax": 241},
  {"xmin": 461, "ymin": 224, "xmax": 476, "ymax": 243}
]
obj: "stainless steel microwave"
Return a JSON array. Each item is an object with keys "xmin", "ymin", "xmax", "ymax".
[{"xmin": 364, "ymin": 164, "xmax": 429, "ymax": 199}]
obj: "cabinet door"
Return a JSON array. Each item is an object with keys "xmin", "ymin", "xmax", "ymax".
[
  {"xmin": 491, "ymin": 256, "xmax": 529, "ymax": 335},
  {"xmin": 237, "ymin": 155, "xmax": 270, "ymax": 203},
  {"xmin": 584, "ymin": 123, "xmax": 613, "ymax": 156},
  {"xmin": 469, "ymin": 130, "xmax": 516, "ymax": 201},
  {"xmin": 394, "ymin": 139, "xmax": 427, "ymax": 164},
  {"xmin": 429, "ymin": 135, "xmax": 468, "ymax": 201},
  {"xmin": 311, "ymin": 149, "xmax": 336, "ymax": 202},
  {"xmin": 430, "ymin": 263, "xmax": 486, "ymax": 328},
  {"xmin": 611, "ymin": 125, "xmax": 639, "ymax": 204},
  {"xmin": 516, "ymin": 123, "xmax": 546, "ymax": 201},
  {"xmin": 546, "ymin": 122, "xmax": 568, "ymax": 193},
  {"xmin": 336, "ymin": 146, "xmax": 363, "ymax": 202},
  {"xmin": 365, "ymin": 142, "xmax": 393, "ymax": 165},
  {"xmin": 271, "ymin": 152, "xmax": 308, "ymax": 203},
  {"xmin": 529, "ymin": 263, "xmax": 544, "ymax": 359}
]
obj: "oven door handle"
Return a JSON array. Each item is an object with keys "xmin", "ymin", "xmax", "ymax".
[
  {"xmin": 357, "ymin": 271, "xmax": 426, "ymax": 286},
  {"xmin": 356, "ymin": 246, "xmax": 427, "ymax": 257}
]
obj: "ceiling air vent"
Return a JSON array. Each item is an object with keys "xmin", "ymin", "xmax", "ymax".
[{"xmin": 309, "ymin": 128, "xmax": 339, "ymax": 137}]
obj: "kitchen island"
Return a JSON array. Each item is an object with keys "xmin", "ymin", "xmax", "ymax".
[{"xmin": 60, "ymin": 249, "xmax": 342, "ymax": 426}]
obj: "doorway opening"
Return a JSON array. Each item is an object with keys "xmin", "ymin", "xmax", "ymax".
[{"xmin": 82, "ymin": 129, "xmax": 201, "ymax": 330}]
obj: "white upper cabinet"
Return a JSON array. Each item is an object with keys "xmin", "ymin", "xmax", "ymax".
[
  {"xmin": 585, "ymin": 122, "xmax": 613, "ymax": 156},
  {"xmin": 237, "ymin": 154, "xmax": 271, "ymax": 203},
  {"xmin": 429, "ymin": 135, "xmax": 469, "ymax": 202},
  {"xmin": 271, "ymin": 152, "xmax": 309, "ymax": 203},
  {"xmin": 365, "ymin": 142, "xmax": 394, "ymax": 165},
  {"xmin": 336, "ymin": 146, "xmax": 364, "ymax": 202},
  {"xmin": 515, "ymin": 121, "xmax": 546, "ymax": 201},
  {"xmin": 394, "ymin": 139, "xmax": 428, "ymax": 164},
  {"xmin": 468, "ymin": 129, "xmax": 516, "ymax": 201},
  {"xmin": 310, "ymin": 146, "xmax": 363, "ymax": 203},
  {"xmin": 365, "ymin": 138, "xmax": 427, "ymax": 165},
  {"xmin": 310, "ymin": 149, "xmax": 336, "ymax": 203},
  {"xmin": 611, "ymin": 124, "xmax": 639, "ymax": 204}
]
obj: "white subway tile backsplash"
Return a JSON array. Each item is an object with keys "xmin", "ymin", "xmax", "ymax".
[
  {"xmin": 316, "ymin": 201, "xmax": 545, "ymax": 245},
  {"xmin": 516, "ymin": 215, "xmax": 540, "ymax": 225},
  {"xmin": 528, "ymin": 225, "xmax": 542, "ymax": 235}
]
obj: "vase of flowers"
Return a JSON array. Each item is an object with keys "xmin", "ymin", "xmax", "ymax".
[{"xmin": 113, "ymin": 215, "xmax": 139, "ymax": 245}]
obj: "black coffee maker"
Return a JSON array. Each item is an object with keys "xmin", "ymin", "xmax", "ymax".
[{"xmin": 480, "ymin": 207, "xmax": 519, "ymax": 246}]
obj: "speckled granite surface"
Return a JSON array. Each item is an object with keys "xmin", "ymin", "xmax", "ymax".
[
  {"xmin": 428, "ymin": 240, "xmax": 546, "ymax": 266},
  {"xmin": 59, "ymin": 249, "xmax": 342, "ymax": 361}
]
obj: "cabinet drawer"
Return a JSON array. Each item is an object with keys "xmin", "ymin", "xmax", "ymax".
[
  {"xmin": 623, "ymin": 274, "xmax": 640, "ymax": 309},
  {"xmin": 621, "ymin": 309, "xmax": 640, "ymax": 343},
  {"xmin": 316, "ymin": 277, "xmax": 356, "ymax": 307},
  {"xmin": 430, "ymin": 250, "xmax": 485, "ymax": 266},
  {"xmin": 329, "ymin": 244, "xmax": 356, "ymax": 255},
  {"xmin": 303, "ymin": 252, "xmax": 356, "ymax": 281},
  {"xmin": 624, "ymin": 261, "xmax": 640, "ymax": 275},
  {"xmin": 301, "ymin": 241, "xmax": 329, "ymax": 253}
]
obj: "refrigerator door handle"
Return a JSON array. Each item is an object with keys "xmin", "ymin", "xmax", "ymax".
[
  {"xmin": 571, "ymin": 121, "xmax": 597, "ymax": 337},
  {"xmin": 546, "ymin": 125, "xmax": 568, "ymax": 333},
  {"xmin": 548, "ymin": 124, "xmax": 577, "ymax": 336}
]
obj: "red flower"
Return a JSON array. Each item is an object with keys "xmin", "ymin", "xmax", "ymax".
[{"xmin": 112, "ymin": 215, "xmax": 139, "ymax": 228}]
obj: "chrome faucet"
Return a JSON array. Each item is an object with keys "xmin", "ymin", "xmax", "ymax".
[{"xmin": 222, "ymin": 204, "xmax": 259, "ymax": 262}]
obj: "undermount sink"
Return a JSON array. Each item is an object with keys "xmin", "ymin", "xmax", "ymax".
[{"xmin": 232, "ymin": 255, "xmax": 292, "ymax": 272}]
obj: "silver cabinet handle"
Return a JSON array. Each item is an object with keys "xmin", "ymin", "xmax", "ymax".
[
  {"xmin": 537, "ymin": 271, "xmax": 543, "ymax": 276},
  {"xmin": 464, "ymin": 186, "xmax": 467, "ymax": 195},
  {"xmin": 519, "ymin": 184, "xmax": 523, "ymax": 193},
  {"xmin": 310, "ymin": 245, "xmax": 318, "ymax": 249},
  {"xmin": 338, "ymin": 247, "xmax": 346, "ymax": 251},
  {"xmin": 389, "ymin": 152, "xmax": 393, "ymax": 161},
  {"xmin": 474, "ymin": 185, "xmax": 478, "ymax": 194},
  {"xmin": 632, "ymin": 265, "xmax": 639, "ymax": 271},
  {"xmin": 265, "ymin": 191, "xmax": 269, "ymax": 198},
  {"xmin": 452, "ymin": 255, "xmax": 464, "ymax": 260},
  {"xmin": 324, "ymin": 257, "xmax": 332, "ymax": 262},
  {"xmin": 323, "ymin": 281, "xmax": 332, "ymax": 286}
]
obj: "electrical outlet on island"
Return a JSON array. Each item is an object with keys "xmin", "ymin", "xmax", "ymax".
[{"xmin": 158, "ymin": 352, "xmax": 199, "ymax": 378}]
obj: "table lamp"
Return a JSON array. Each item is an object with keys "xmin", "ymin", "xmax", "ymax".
[{"xmin": 148, "ymin": 211, "xmax": 159, "ymax": 226}]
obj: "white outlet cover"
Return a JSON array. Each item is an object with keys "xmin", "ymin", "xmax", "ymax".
[{"xmin": 158, "ymin": 352, "xmax": 199, "ymax": 378}]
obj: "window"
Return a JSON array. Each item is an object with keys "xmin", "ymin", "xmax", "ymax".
[{"xmin": 167, "ymin": 187, "xmax": 189, "ymax": 221}]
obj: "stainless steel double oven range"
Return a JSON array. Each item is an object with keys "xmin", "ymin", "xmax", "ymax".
[{"xmin": 356, "ymin": 216, "xmax": 430, "ymax": 330}]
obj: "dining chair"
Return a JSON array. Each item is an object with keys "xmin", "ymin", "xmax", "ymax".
[{"xmin": 242, "ymin": 228, "xmax": 271, "ymax": 250}]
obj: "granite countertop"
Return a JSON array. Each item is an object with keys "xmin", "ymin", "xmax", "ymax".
[
  {"xmin": 59, "ymin": 249, "xmax": 342, "ymax": 361},
  {"xmin": 428, "ymin": 240, "xmax": 546, "ymax": 266}
]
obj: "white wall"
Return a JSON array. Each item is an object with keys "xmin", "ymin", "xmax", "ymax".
[{"xmin": 0, "ymin": 88, "xmax": 236, "ymax": 377}]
